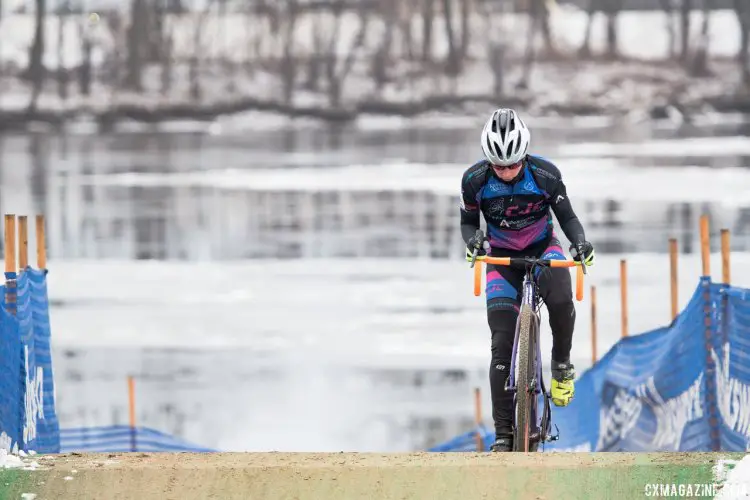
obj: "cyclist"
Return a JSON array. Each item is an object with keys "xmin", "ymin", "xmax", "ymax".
[{"xmin": 460, "ymin": 108, "xmax": 595, "ymax": 452}]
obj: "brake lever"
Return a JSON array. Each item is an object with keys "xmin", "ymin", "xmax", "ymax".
[
  {"xmin": 469, "ymin": 229, "xmax": 485, "ymax": 269},
  {"xmin": 576, "ymin": 244, "xmax": 588, "ymax": 275},
  {"xmin": 470, "ymin": 247, "xmax": 479, "ymax": 268}
]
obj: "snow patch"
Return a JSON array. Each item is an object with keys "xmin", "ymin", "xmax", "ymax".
[
  {"xmin": 0, "ymin": 448, "xmax": 42, "ymax": 470},
  {"xmin": 714, "ymin": 456, "xmax": 750, "ymax": 499}
]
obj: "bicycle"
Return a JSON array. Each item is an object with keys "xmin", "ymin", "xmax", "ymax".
[{"xmin": 468, "ymin": 229, "xmax": 586, "ymax": 452}]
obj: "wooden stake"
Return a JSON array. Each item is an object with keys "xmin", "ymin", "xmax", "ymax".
[
  {"xmin": 591, "ymin": 285, "xmax": 598, "ymax": 364},
  {"xmin": 620, "ymin": 259, "xmax": 628, "ymax": 337},
  {"xmin": 669, "ymin": 238, "xmax": 678, "ymax": 321},
  {"xmin": 4, "ymin": 214, "xmax": 17, "ymax": 316},
  {"xmin": 700, "ymin": 214, "xmax": 710, "ymax": 278},
  {"xmin": 128, "ymin": 376, "xmax": 136, "ymax": 452},
  {"xmin": 36, "ymin": 215, "xmax": 47, "ymax": 269},
  {"xmin": 18, "ymin": 216, "xmax": 28, "ymax": 271},
  {"xmin": 4, "ymin": 214, "xmax": 16, "ymax": 274},
  {"xmin": 721, "ymin": 229, "xmax": 730, "ymax": 285}
]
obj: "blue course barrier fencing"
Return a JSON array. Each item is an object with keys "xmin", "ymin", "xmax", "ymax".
[
  {"xmin": 60, "ymin": 426, "xmax": 217, "ymax": 453},
  {"xmin": 428, "ymin": 276, "xmax": 750, "ymax": 453},
  {"xmin": 0, "ymin": 268, "xmax": 60, "ymax": 454}
]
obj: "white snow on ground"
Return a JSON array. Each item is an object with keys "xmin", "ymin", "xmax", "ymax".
[
  {"xmin": 715, "ymin": 456, "xmax": 750, "ymax": 499},
  {"xmin": 0, "ymin": 449, "xmax": 41, "ymax": 470}
]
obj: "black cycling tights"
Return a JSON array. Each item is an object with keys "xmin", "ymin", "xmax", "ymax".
[{"xmin": 486, "ymin": 264, "xmax": 575, "ymax": 437}]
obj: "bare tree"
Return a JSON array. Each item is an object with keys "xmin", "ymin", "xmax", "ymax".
[
  {"xmin": 422, "ymin": 0, "xmax": 435, "ymax": 63},
  {"xmin": 372, "ymin": 0, "xmax": 397, "ymax": 91},
  {"xmin": 604, "ymin": 0, "xmax": 619, "ymax": 58},
  {"xmin": 578, "ymin": 0, "xmax": 596, "ymax": 57},
  {"xmin": 304, "ymin": 12, "xmax": 325, "ymax": 92},
  {"xmin": 531, "ymin": 0, "xmax": 554, "ymax": 55},
  {"xmin": 477, "ymin": 1, "xmax": 504, "ymax": 96},
  {"xmin": 680, "ymin": 0, "xmax": 693, "ymax": 62},
  {"xmin": 398, "ymin": 1, "xmax": 416, "ymax": 62},
  {"xmin": 734, "ymin": 0, "xmax": 750, "ymax": 88},
  {"xmin": 78, "ymin": 18, "xmax": 92, "ymax": 96},
  {"xmin": 323, "ymin": 1, "xmax": 370, "ymax": 108},
  {"xmin": 659, "ymin": 0, "xmax": 677, "ymax": 59},
  {"xmin": 125, "ymin": 0, "xmax": 149, "ymax": 91},
  {"xmin": 189, "ymin": 0, "xmax": 218, "ymax": 101},
  {"xmin": 518, "ymin": 1, "xmax": 537, "ymax": 89},
  {"xmin": 56, "ymin": 2, "xmax": 69, "ymax": 100},
  {"xmin": 146, "ymin": 2, "xmax": 175, "ymax": 95},
  {"xmin": 0, "ymin": 0, "xmax": 4, "ymax": 77},
  {"xmin": 26, "ymin": 0, "xmax": 46, "ymax": 112},
  {"xmin": 277, "ymin": 0, "xmax": 299, "ymax": 104},
  {"xmin": 441, "ymin": 0, "xmax": 472, "ymax": 80},
  {"xmin": 243, "ymin": 0, "xmax": 264, "ymax": 75},
  {"xmin": 689, "ymin": 0, "xmax": 712, "ymax": 76}
]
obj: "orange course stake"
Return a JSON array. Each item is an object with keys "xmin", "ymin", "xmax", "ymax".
[
  {"xmin": 591, "ymin": 285, "xmax": 597, "ymax": 365},
  {"xmin": 721, "ymin": 229, "xmax": 730, "ymax": 285},
  {"xmin": 18, "ymin": 216, "xmax": 28, "ymax": 272},
  {"xmin": 669, "ymin": 238, "xmax": 678, "ymax": 321},
  {"xmin": 36, "ymin": 215, "xmax": 47, "ymax": 270},
  {"xmin": 620, "ymin": 259, "xmax": 628, "ymax": 337},
  {"xmin": 700, "ymin": 215, "xmax": 710, "ymax": 278},
  {"xmin": 128, "ymin": 376, "xmax": 136, "ymax": 452}
]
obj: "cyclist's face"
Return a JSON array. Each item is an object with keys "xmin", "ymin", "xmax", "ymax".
[{"xmin": 493, "ymin": 161, "xmax": 522, "ymax": 181}]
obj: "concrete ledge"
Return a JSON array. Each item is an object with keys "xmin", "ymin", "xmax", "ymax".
[{"xmin": 1, "ymin": 452, "xmax": 746, "ymax": 500}]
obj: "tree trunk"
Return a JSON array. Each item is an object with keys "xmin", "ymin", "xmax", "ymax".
[
  {"xmin": 735, "ymin": 0, "xmax": 750, "ymax": 87},
  {"xmin": 518, "ymin": 10, "xmax": 537, "ymax": 89},
  {"xmin": 605, "ymin": 0, "xmax": 619, "ymax": 58},
  {"xmin": 689, "ymin": 0, "xmax": 711, "ymax": 75},
  {"xmin": 659, "ymin": 0, "xmax": 677, "ymax": 59},
  {"xmin": 279, "ymin": 0, "xmax": 298, "ymax": 104},
  {"xmin": 125, "ymin": 0, "xmax": 148, "ymax": 91},
  {"xmin": 325, "ymin": 1, "xmax": 369, "ymax": 108},
  {"xmin": 79, "ymin": 21, "xmax": 92, "ymax": 96},
  {"xmin": 579, "ymin": 0, "xmax": 596, "ymax": 57},
  {"xmin": 372, "ymin": 0, "xmax": 396, "ymax": 90},
  {"xmin": 680, "ymin": 0, "xmax": 693, "ymax": 62},
  {"xmin": 442, "ymin": 0, "xmax": 460, "ymax": 76},
  {"xmin": 57, "ymin": 6, "xmax": 69, "ymax": 100},
  {"xmin": 400, "ymin": 2, "xmax": 415, "ymax": 61},
  {"xmin": 459, "ymin": 0, "xmax": 471, "ymax": 60},
  {"xmin": 422, "ymin": 0, "xmax": 434, "ymax": 62},
  {"xmin": 533, "ymin": 0, "xmax": 554, "ymax": 54},
  {"xmin": 26, "ymin": 0, "xmax": 46, "ymax": 112}
]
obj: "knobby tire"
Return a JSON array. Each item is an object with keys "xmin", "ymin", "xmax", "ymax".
[{"xmin": 513, "ymin": 305, "xmax": 537, "ymax": 452}]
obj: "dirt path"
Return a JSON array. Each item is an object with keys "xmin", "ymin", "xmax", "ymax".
[{"xmin": 0, "ymin": 451, "xmax": 742, "ymax": 500}]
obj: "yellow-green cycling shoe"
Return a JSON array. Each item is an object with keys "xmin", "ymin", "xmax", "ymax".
[{"xmin": 551, "ymin": 361, "xmax": 575, "ymax": 407}]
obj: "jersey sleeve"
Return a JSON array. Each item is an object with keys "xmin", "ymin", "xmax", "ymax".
[
  {"xmin": 548, "ymin": 174, "xmax": 586, "ymax": 247},
  {"xmin": 459, "ymin": 169, "xmax": 480, "ymax": 228}
]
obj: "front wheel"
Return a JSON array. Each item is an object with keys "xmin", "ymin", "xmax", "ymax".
[{"xmin": 513, "ymin": 304, "xmax": 538, "ymax": 452}]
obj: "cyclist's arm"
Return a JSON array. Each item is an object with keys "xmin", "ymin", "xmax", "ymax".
[
  {"xmin": 460, "ymin": 171, "xmax": 481, "ymax": 245},
  {"xmin": 549, "ymin": 177, "xmax": 586, "ymax": 247}
]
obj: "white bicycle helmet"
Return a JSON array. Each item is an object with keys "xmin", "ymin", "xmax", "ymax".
[{"xmin": 480, "ymin": 108, "xmax": 531, "ymax": 166}]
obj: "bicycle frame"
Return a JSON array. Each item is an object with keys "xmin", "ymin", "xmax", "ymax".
[
  {"xmin": 471, "ymin": 253, "xmax": 584, "ymax": 449},
  {"xmin": 508, "ymin": 267, "xmax": 545, "ymax": 444}
]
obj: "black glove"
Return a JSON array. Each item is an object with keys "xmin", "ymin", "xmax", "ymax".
[
  {"xmin": 569, "ymin": 241, "xmax": 595, "ymax": 266},
  {"xmin": 465, "ymin": 230, "xmax": 488, "ymax": 260}
]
